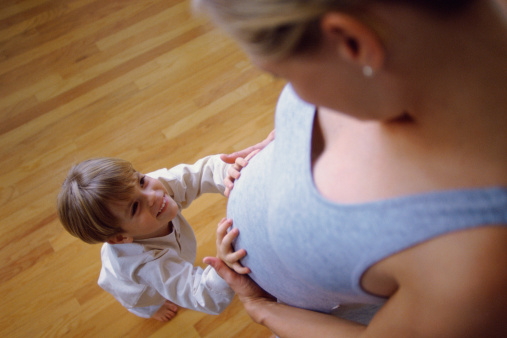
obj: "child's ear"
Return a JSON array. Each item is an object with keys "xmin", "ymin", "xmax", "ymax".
[{"xmin": 107, "ymin": 234, "xmax": 133, "ymax": 244}]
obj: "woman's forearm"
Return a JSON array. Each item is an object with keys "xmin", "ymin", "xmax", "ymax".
[
  {"xmin": 203, "ymin": 256, "xmax": 366, "ymax": 337},
  {"xmin": 245, "ymin": 299, "xmax": 365, "ymax": 338}
]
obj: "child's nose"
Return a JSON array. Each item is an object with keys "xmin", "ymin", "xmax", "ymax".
[{"xmin": 143, "ymin": 190, "xmax": 156, "ymax": 206}]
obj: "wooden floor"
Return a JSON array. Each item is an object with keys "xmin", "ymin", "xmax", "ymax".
[{"xmin": 0, "ymin": 0, "xmax": 285, "ymax": 336}]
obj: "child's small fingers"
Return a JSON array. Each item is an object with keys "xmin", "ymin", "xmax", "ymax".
[
  {"xmin": 228, "ymin": 167, "xmax": 241, "ymax": 179},
  {"xmin": 221, "ymin": 228, "xmax": 239, "ymax": 247},
  {"xmin": 244, "ymin": 149, "xmax": 260, "ymax": 161},
  {"xmin": 232, "ymin": 263, "xmax": 251, "ymax": 275},
  {"xmin": 224, "ymin": 177, "xmax": 234, "ymax": 187},
  {"xmin": 234, "ymin": 157, "xmax": 248, "ymax": 167},
  {"xmin": 216, "ymin": 219, "xmax": 233, "ymax": 238},
  {"xmin": 224, "ymin": 180, "xmax": 234, "ymax": 194},
  {"xmin": 226, "ymin": 249, "xmax": 247, "ymax": 262},
  {"xmin": 217, "ymin": 221, "xmax": 232, "ymax": 237},
  {"xmin": 216, "ymin": 222, "xmax": 226, "ymax": 237}
]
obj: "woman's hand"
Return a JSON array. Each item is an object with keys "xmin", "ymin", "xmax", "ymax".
[
  {"xmin": 203, "ymin": 256, "xmax": 275, "ymax": 307},
  {"xmin": 221, "ymin": 129, "xmax": 274, "ymax": 163}
]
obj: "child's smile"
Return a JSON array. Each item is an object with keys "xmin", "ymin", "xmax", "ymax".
[{"xmin": 157, "ymin": 196, "xmax": 167, "ymax": 216}]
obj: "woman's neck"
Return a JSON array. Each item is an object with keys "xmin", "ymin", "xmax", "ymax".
[{"xmin": 313, "ymin": 104, "xmax": 507, "ymax": 204}]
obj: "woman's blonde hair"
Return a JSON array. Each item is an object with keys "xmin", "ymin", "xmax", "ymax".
[
  {"xmin": 57, "ymin": 158, "xmax": 138, "ymax": 244},
  {"xmin": 194, "ymin": 0, "xmax": 474, "ymax": 60}
]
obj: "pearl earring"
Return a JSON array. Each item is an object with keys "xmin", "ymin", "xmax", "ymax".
[{"xmin": 363, "ymin": 65, "xmax": 373, "ymax": 77}]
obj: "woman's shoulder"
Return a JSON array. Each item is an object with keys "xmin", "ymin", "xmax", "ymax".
[
  {"xmin": 369, "ymin": 226, "xmax": 507, "ymax": 336},
  {"xmin": 397, "ymin": 224, "xmax": 507, "ymax": 276},
  {"xmin": 381, "ymin": 225, "xmax": 507, "ymax": 284}
]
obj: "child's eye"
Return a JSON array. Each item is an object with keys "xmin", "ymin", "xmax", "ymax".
[
  {"xmin": 139, "ymin": 175, "xmax": 146, "ymax": 187},
  {"xmin": 132, "ymin": 201, "xmax": 139, "ymax": 216}
]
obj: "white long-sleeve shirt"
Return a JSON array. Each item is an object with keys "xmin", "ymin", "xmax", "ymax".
[{"xmin": 98, "ymin": 155, "xmax": 234, "ymax": 318}]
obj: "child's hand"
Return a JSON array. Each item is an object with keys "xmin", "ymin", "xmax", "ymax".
[
  {"xmin": 224, "ymin": 149, "xmax": 260, "ymax": 197},
  {"xmin": 216, "ymin": 218, "xmax": 251, "ymax": 274}
]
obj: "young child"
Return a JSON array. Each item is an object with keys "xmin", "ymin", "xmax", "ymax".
[{"xmin": 57, "ymin": 154, "xmax": 245, "ymax": 321}]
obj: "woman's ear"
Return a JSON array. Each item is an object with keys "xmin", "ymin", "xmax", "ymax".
[
  {"xmin": 107, "ymin": 234, "xmax": 133, "ymax": 244},
  {"xmin": 320, "ymin": 12, "xmax": 385, "ymax": 72}
]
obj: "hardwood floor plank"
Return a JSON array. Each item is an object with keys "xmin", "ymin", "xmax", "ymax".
[
  {"xmin": 0, "ymin": 0, "xmax": 54, "ymax": 31},
  {"xmin": 94, "ymin": 0, "xmax": 185, "ymax": 52},
  {"xmin": 0, "ymin": 0, "xmax": 46, "ymax": 19},
  {"xmin": 0, "ymin": 0, "xmax": 147, "ymax": 75},
  {"xmin": 0, "ymin": 0, "xmax": 283, "ymax": 336},
  {"xmin": 0, "ymin": 239, "xmax": 54, "ymax": 283},
  {"xmin": 0, "ymin": 0, "xmax": 136, "ymax": 58}
]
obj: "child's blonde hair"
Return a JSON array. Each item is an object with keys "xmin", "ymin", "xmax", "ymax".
[{"xmin": 57, "ymin": 158, "xmax": 138, "ymax": 244}]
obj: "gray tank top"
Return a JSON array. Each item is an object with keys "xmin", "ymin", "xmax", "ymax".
[{"xmin": 227, "ymin": 84, "xmax": 507, "ymax": 324}]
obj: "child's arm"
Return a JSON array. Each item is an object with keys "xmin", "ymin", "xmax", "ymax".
[
  {"xmin": 216, "ymin": 218, "xmax": 251, "ymax": 274},
  {"xmin": 149, "ymin": 155, "xmax": 231, "ymax": 209},
  {"xmin": 124, "ymin": 214, "xmax": 238, "ymax": 316},
  {"xmin": 136, "ymin": 253, "xmax": 235, "ymax": 315}
]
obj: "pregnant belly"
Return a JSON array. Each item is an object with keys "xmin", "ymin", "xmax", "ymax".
[{"xmin": 226, "ymin": 144, "xmax": 351, "ymax": 312}]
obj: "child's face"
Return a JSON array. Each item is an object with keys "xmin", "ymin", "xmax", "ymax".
[{"xmin": 107, "ymin": 173, "xmax": 179, "ymax": 242}]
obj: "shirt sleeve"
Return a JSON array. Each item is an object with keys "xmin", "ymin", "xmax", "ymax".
[
  {"xmin": 137, "ymin": 249, "xmax": 235, "ymax": 315},
  {"xmin": 147, "ymin": 155, "xmax": 230, "ymax": 209}
]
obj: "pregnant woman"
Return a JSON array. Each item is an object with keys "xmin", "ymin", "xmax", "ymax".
[{"xmin": 199, "ymin": 0, "xmax": 507, "ymax": 336}]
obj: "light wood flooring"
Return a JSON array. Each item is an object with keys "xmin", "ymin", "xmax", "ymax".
[{"xmin": 0, "ymin": 0, "xmax": 285, "ymax": 336}]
